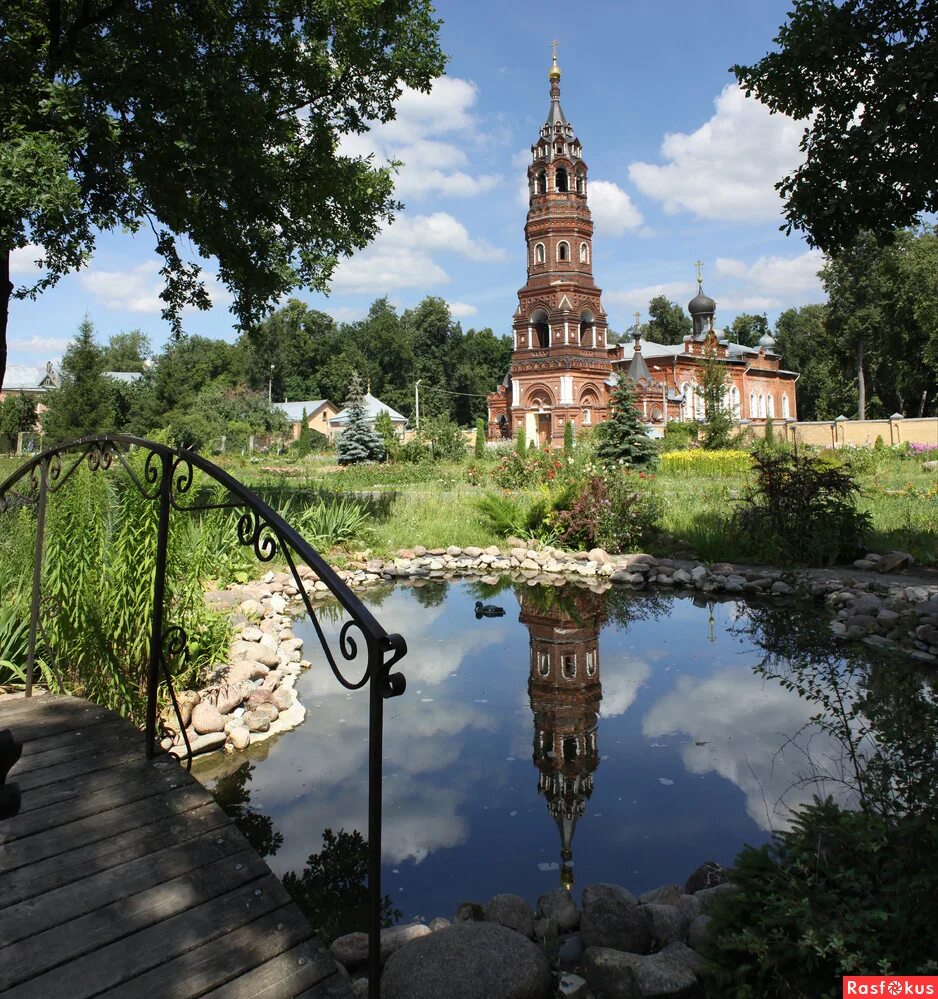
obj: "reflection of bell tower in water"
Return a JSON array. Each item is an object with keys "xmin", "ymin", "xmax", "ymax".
[{"xmin": 521, "ymin": 589, "xmax": 603, "ymax": 890}]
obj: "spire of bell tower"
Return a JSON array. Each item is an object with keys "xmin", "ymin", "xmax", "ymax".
[{"xmin": 549, "ymin": 39, "xmax": 561, "ymax": 100}]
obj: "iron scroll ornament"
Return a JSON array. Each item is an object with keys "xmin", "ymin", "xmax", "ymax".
[{"xmin": 0, "ymin": 434, "xmax": 408, "ymax": 697}]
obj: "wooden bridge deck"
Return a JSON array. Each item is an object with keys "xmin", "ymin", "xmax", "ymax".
[{"xmin": 0, "ymin": 693, "xmax": 352, "ymax": 999}]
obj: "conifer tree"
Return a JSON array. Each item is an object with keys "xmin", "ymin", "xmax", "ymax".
[
  {"xmin": 515, "ymin": 425, "xmax": 526, "ymax": 457},
  {"xmin": 374, "ymin": 409, "xmax": 397, "ymax": 461},
  {"xmin": 596, "ymin": 375, "xmax": 657, "ymax": 467},
  {"xmin": 474, "ymin": 418, "xmax": 485, "ymax": 458},
  {"xmin": 336, "ymin": 371, "xmax": 385, "ymax": 465},
  {"xmin": 697, "ymin": 341, "xmax": 735, "ymax": 450},
  {"xmin": 42, "ymin": 318, "xmax": 114, "ymax": 443},
  {"xmin": 564, "ymin": 420, "xmax": 574, "ymax": 456}
]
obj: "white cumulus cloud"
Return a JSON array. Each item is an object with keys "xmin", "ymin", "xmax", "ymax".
[
  {"xmin": 448, "ymin": 301, "xmax": 478, "ymax": 318},
  {"xmin": 588, "ymin": 180, "xmax": 644, "ymax": 236},
  {"xmin": 629, "ymin": 83, "xmax": 805, "ymax": 222},
  {"xmin": 716, "ymin": 249, "xmax": 825, "ymax": 298},
  {"xmin": 79, "ymin": 260, "xmax": 232, "ymax": 314},
  {"xmin": 8, "ymin": 334, "xmax": 73, "ymax": 354},
  {"xmin": 605, "ymin": 281, "xmax": 695, "ymax": 311},
  {"xmin": 9, "ymin": 244, "xmax": 46, "ymax": 277}
]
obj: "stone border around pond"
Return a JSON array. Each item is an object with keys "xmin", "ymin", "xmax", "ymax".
[
  {"xmin": 326, "ymin": 860, "xmax": 736, "ymax": 999},
  {"xmin": 187, "ymin": 545, "xmax": 937, "ymax": 759}
]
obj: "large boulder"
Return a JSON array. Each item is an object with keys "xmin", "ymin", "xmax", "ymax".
[
  {"xmin": 639, "ymin": 885, "xmax": 682, "ymax": 907},
  {"xmin": 485, "ymin": 894, "xmax": 535, "ymax": 938},
  {"xmin": 694, "ymin": 883, "xmax": 740, "ymax": 913},
  {"xmin": 642, "ymin": 903, "xmax": 684, "ymax": 948},
  {"xmin": 684, "ymin": 862, "xmax": 726, "ymax": 895},
  {"xmin": 191, "ymin": 701, "xmax": 225, "ymax": 734},
  {"xmin": 381, "ymin": 922, "xmax": 552, "ymax": 999},
  {"xmin": 536, "ymin": 888, "xmax": 579, "ymax": 933},
  {"xmin": 582, "ymin": 947, "xmax": 701, "ymax": 999},
  {"xmin": 580, "ymin": 883, "xmax": 650, "ymax": 955}
]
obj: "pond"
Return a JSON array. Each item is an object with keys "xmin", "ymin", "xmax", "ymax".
[{"xmin": 197, "ymin": 577, "xmax": 931, "ymax": 935}]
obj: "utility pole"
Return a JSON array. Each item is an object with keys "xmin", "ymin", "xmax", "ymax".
[
  {"xmin": 414, "ymin": 380, "xmax": 421, "ymax": 430},
  {"xmin": 268, "ymin": 364, "xmax": 275, "ymax": 406}
]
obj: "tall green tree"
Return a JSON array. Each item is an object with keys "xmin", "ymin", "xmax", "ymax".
[
  {"xmin": 724, "ymin": 313, "xmax": 770, "ymax": 348},
  {"xmin": 643, "ymin": 295, "xmax": 692, "ymax": 345},
  {"xmin": 735, "ymin": 0, "xmax": 938, "ymax": 251},
  {"xmin": 0, "ymin": 392, "xmax": 37, "ymax": 451},
  {"xmin": 102, "ymin": 331, "xmax": 151, "ymax": 373},
  {"xmin": 42, "ymin": 318, "xmax": 114, "ymax": 442},
  {"xmin": 773, "ymin": 304, "xmax": 852, "ymax": 420},
  {"xmin": 696, "ymin": 343, "xmax": 735, "ymax": 450},
  {"xmin": 596, "ymin": 376, "xmax": 657, "ymax": 468},
  {"xmin": 0, "ymin": 0, "xmax": 445, "ymax": 392}
]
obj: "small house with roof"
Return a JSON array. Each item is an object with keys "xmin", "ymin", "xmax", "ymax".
[
  {"xmin": 329, "ymin": 394, "xmax": 407, "ymax": 438},
  {"xmin": 275, "ymin": 400, "xmax": 341, "ymax": 441}
]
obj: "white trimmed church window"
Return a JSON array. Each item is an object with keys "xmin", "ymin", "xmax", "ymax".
[
  {"xmin": 583, "ymin": 409, "xmax": 591, "ymax": 425},
  {"xmin": 782, "ymin": 393, "xmax": 790, "ymax": 419},
  {"xmin": 557, "ymin": 241, "xmax": 569, "ymax": 261},
  {"xmin": 538, "ymin": 651, "xmax": 550, "ymax": 677},
  {"xmin": 535, "ymin": 243, "xmax": 545, "ymax": 264},
  {"xmin": 579, "ymin": 242, "xmax": 589, "ymax": 263},
  {"xmin": 767, "ymin": 394, "xmax": 775, "ymax": 418},
  {"xmin": 562, "ymin": 654, "xmax": 576, "ymax": 679}
]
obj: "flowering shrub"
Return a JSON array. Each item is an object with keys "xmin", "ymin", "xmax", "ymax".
[
  {"xmin": 492, "ymin": 449, "xmax": 564, "ymax": 489},
  {"xmin": 660, "ymin": 450, "xmax": 753, "ymax": 477},
  {"xmin": 907, "ymin": 442, "xmax": 938, "ymax": 457},
  {"xmin": 550, "ymin": 473, "xmax": 659, "ymax": 553}
]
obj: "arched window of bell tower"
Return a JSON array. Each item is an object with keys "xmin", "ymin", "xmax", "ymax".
[
  {"xmin": 557, "ymin": 241, "xmax": 569, "ymax": 262},
  {"xmin": 579, "ymin": 310, "xmax": 595, "ymax": 346},
  {"xmin": 536, "ymin": 170, "xmax": 547, "ymax": 194},
  {"xmin": 530, "ymin": 308, "xmax": 550, "ymax": 349},
  {"xmin": 576, "ymin": 169, "xmax": 586, "ymax": 194},
  {"xmin": 555, "ymin": 167, "xmax": 569, "ymax": 193},
  {"xmin": 534, "ymin": 243, "xmax": 545, "ymax": 265},
  {"xmin": 579, "ymin": 242, "xmax": 590, "ymax": 264}
]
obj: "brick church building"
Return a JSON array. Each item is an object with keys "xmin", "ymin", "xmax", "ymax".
[{"xmin": 486, "ymin": 51, "xmax": 799, "ymax": 444}]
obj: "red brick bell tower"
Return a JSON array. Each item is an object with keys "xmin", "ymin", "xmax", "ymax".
[{"xmin": 487, "ymin": 44, "xmax": 612, "ymax": 444}]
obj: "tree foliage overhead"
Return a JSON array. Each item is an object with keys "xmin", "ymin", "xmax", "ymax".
[
  {"xmin": 734, "ymin": 0, "xmax": 938, "ymax": 251},
  {"xmin": 0, "ymin": 0, "xmax": 445, "ymax": 391},
  {"xmin": 642, "ymin": 295, "xmax": 691, "ymax": 345}
]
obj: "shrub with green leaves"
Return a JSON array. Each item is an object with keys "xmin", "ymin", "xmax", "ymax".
[
  {"xmin": 736, "ymin": 451, "xmax": 870, "ymax": 565},
  {"xmin": 550, "ymin": 472, "xmax": 659, "ymax": 553},
  {"xmin": 703, "ymin": 799, "xmax": 938, "ymax": 997}
]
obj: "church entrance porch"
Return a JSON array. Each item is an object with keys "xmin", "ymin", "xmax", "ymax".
[{"xmin": 537, "ymin": 413, "xmax": 552, "ymax": 445}]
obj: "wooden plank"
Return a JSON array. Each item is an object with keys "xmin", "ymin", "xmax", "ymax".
[
  {"xmin": 14, "ymin": 742, "xmax": 153, "ymax": 794},
  {"xmin": 112, "ymin": 906, "xmax": 333, "ymax": 999},
  {"xmin": 9, "ymin": 713, "xmax": 116, "ymax": 756},
  {"xmin": 4, "ymin": 874, "xmax": 294, "ymax": 999},
  {"xmin": 1, "ymin": 756, "xmax": 190, "ymax": 842},
  {"xmin": 0, "ymin": 849, "xmax": 268, "ymax": 990},
  {"xmin": 13, "ymin": 720, "xmax": 144, "ymax": 777},
  {"xmin": 0, "ymin": 823, "xmax": 246, "ymax": 945},
  {"xmin": 1, "ymin": 705, "xmax": 117, "ymax": 743},
  {"xmin": 0, "ymin": 800, "xmax": 229, "ymax": 907},
  {"xmin": 0, "ymin": 782, "xmax": 210, "ymax": 872},
  {"xmin": 16, "ymin": 751, "xmax": 176, "ymax": 814},
  {"xmin": 297, "ymin": 973, "xmax": 356, "ymax": 998}
]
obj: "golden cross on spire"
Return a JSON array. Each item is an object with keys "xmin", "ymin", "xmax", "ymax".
[
  {"xmin": 695, "ymin": 259, "xmax": 704, "ymax": 285},
  {"xmin": 634, "ymin": 310, "xmax": 641, "ymax": 328},
  {"xmin": 551, "ymin": 39, "xmax": 559, "ymax": 61}
]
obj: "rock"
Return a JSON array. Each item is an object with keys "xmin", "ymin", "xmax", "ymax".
[
  {"xmin": 381, "ymin": 922, "xmax": 552, "ymax": 999},
  {"xmin": 639, "ymin": 885, "xmax": 682, "ymax": 907},
  {"xmin": 252, "ymin": 701, "xmax": 279, "ymax": 723},
  {"xmin": 686, "ymin": 916, "xmax": 710, "ymax": 950},
  {"xmin": 675, "ymin": 895, "xmax": 701, "ymax": 927},
  {"xmin": 878, "ymin": 550, "xmax": 914, "ymax": 573},
  {"xmin": 331, "ymin": 932, "xmax": 368, "ymax": 968},
  {"xmin": 271, "ymin": 687, "xmax": 293, "ymax": 711},
  {"xmin": 658, "ymin": 942, "xmax": 705, "ymax": 976},
  {"xmin": 558, "ymin": 973, "xmax": 592, "ymax": 999},
  {"xmin": 175, "ymin": 689, "xmax": 201, "ymax": 728},
  {"xmin": 269, "ymin": 593, "xmax": 288, "ymax": 613},
  {"xmin": 536, "ymin": 888, "xmax": 579, "ymax": 933},
  {"xmin": 770, "ymin": 580, "xmax": 793, "ymax": 595},
  {"xmin": 242, "ymin": 709, "xmax": 271, "ymax": 733},
  {"xmin": 643, "ymin": 903, "xmax": 684, "ymax": 947},
  {"xmin": 709, "ymin": 563, "xmax": 734, "ymax": 575},
  {"xmin": 694, "ymin": 883, "xmax": 740, "ymax": 912},
  {"xmin": 207, "ymin": 683, "xmax": 243, "ymax": 715},
  {"xmin": 238, "ymin": 598, "xmax": 263, "ymax": 617},
  {"xmin": 558, "ymin": 933, "xmax": 583, "ymax": 968},
  {"xmin": 429, "ymin": 917, "xmax": 451, "ymax": 932},
  {"xmin": 588, "ymin": 548, "xmax": 611, "ymax": 564},
  {"xmin": 690, "ymin": 565, "xmax": 708, "ymax": 584},
  {"xmin": 580, "ymin": 883, "xmax": 650, "ymax": 955},
  {"xmin": 684, "ymin": 862, "xmax": 726, "ymax": 894},
  {"xmin": 228, "ymin": 727, "xmax": 251, "ymax": 750},
  {"xmin": 380, "ymin": 923, "xmax": 432, "ymax": 961},
  {"xmin": 454, "ymin": 901, "xmax": 486, "ymax": 923},
  {"xmin": 350, "ymin": 979, "xmax": 369, "ymax": 999},
  {"xmin": 240, "ymin": 625, "xmax": 263, "ymax": 642},
  {"xmin": 582, "ymin": 947, "xmax": 700, "ymax": 999},
  {"xmin": 191, "ymin": 701, "xmax": 226, "ymax": 735},
  {"xmin": 485, "ymin": 893, "xmax": 535, "ymax": 938},
  {"xmin": 188, "ymin": 731, "xmax": 227, "ymax": 756}
]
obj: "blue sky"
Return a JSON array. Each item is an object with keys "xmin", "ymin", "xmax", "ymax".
[{"xmin": 8, "ymin": 0, "xmax": 827, "ymax": 369}]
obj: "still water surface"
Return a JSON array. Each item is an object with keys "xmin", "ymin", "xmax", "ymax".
[{"xmin": 199, "ymin": 579, "xmax": 868, "ymax": 921}]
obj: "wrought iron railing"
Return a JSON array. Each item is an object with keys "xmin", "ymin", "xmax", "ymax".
[{"xmin": 0, "ymin": 435, "xmax": 406, "ymax": 998}]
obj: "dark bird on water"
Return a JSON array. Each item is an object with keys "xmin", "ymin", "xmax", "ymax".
[{"xmin": 475, "ymin": 600, "xmax": 506, "ymax": 619}]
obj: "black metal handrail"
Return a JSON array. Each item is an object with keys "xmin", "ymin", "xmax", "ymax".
[{"xmin": 0, "ymin": 435, "xmax": 406, "ymax": 998}]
